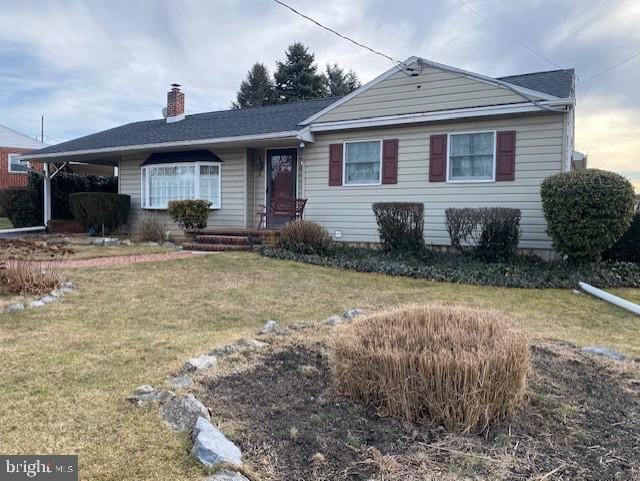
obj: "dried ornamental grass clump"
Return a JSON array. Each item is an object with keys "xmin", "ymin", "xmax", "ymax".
[
  {"xmin": 0, "ymin": 261, "xmax": 62, "ymax": 296},
  {"xmin": 333, "ymin": 305, "xmax": 530, "ymax": 432}
]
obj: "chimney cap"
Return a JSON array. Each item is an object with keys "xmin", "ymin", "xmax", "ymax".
[{"xmin": 170, "ymin": 83, "xmax": 181, "ymax": 90}]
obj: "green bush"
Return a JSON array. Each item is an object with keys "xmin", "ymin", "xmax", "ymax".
[
  {"xmin": 29, "ymin": 172, "xmax": 117, "ymax": 220},
  {"xmin": 372, "ymin": 202, "xmax": 425, "ymax": 254},
  {"xmin": 167, "ymin": 199, "xmax": 210, "ymax": 230},
  {"xmin": 541, "ymin": 169, "xmax": 635, "ymax": 261},
  {"xmin": 279, "ymin": 219, "xmax": 332, "ymax": 254},
  {"xmin": 605, "ymin": 212, "xmax": 640, "ymax": 263},
  {"xmin": 0, "ymin": 188, "xmax": 42, "ymax": 228},
  {"xmin": 446, "ymin": 208, "xmax": 521, "ymax": 261},
  {"xmin": 69, "ymin": 192, "xmax": 130, "ymax": 235},
  {"xmin": 261, "ymin": 245, "xmax": 640, "ymax": 289}
]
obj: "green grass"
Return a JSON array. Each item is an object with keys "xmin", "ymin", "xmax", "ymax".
[
  {"xmin": 0, "ymin": 217, "xmax": 13, "ymax": 229},
  {"xmin": 0, "ymin": 252, "xmax": 639, "ymax": 480}
]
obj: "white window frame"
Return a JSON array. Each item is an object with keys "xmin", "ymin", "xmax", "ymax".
[
  {"xmin": 140, "ymin": 161, "xmax": 221, "ymax": 210},
  {"xmin": 8, "ymin": 153, "xmax": 29, "ymax": 174},
  {"xmin": 342, "ymin": 139, "xmax": 383, "ymax": 186},
  {"xmin": 446, "ymin": 130, "xmax": 496, "ymax": 183}
]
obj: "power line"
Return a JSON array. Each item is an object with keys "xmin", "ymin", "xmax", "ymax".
[
  {"xmin": 577, "ymin": 50, "xmax": 640, "ymax": 86},
  {"xmin": 271, "ymin": 0, "xmax": 404, "ymax": 69},
  {"xmin": 454, "ymin": 0, "xmax": 563, "ymax": 69}
]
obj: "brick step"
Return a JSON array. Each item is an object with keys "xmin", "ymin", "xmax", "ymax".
[
  {"xmin": 189, "ymin": 227, "xmax": 280, "ymax": 238},
  {"xmin": 183, "ymin": 243, "xmax": 251, "ymax": 252},
  {"xmin": 195, "ymin": 235, "xmax": 256, "ymax": 245}
]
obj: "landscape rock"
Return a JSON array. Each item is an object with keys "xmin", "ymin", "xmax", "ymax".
[
  {"xmin": 39, "ymin": 295, "xmax": 58, "ymax": 304},
  {"xmin": 127, "ymin": 385, "xmax": 173, "ymax": 406},
  {"xmin": 29, "ymin": 300, "xmax": 45, "ymax": 308},
  {"xmin": 191, "ymin": 416, "xmax": 242, "ymax": 467},
  {"xmin": 210, "ymin": 339, "xmax": 268, "ymax": 357},
  {"xmin": 257, "ymin": 320, "xmax": 288, "ymax": 335},
  {"xmin": 203, "ymin": 469, "xmax": 249, "ymax": 481},
  {"xmin": 60, "ymin": 286, "xmax": 74, "ymax": 294},
  {"xmin": 6, "ymin": 303, "xmax": 25, "ymax": 312},
  {"xmin": 62, "ymin": 282, "xmax": 75, "ymax": 289},
  {"xmin": 342, "ymin": 308, "xmax": 365, "ymax": 320},
  {"xmin": 161, "ymin": 394, "xmax": 210, "ymax": 432},
  {"xmin": 581, "ymin": 346, "xmax": 626, "ymax": 361},
  {"xmin": 323, "ymin": 315, "xmax": 343, "ymax": 326},
  {"xmin": 49, "ymin": 290, "xmax": 63, "ymax": 298},
  {"xmin": 184, "ymin": 355, "xmax": 217, "ymax": 372},
  {"xmin": 167, "ymin": 373, "xmax": 193, "ymax": 389}
]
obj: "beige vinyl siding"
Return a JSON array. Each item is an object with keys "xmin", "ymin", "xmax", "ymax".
[
  {"xmin": 314, "ymin": 65, "xmax": 529, "ymax": 123},
  {"xmin": 119, "ymin": 148, "xmax": 246, "ymax": 237},
  {"xmin": 246, "ymin": 149, "xmax": 256, "ymax": 228},
  {"xmin": 302, "ymin": 114, "xmax": 565, "ymax": 251}
]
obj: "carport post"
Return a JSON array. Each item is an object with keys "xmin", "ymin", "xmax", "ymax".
[{"xmin": 43, "ymin": 162, "xmax": 51, "ymax": 226}]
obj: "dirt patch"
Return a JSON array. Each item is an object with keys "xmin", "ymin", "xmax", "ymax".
[
  {"xmin": 201, "ymin": 337, "xmax": 640, "ymax": 481},
  {"xmin": 0, "ymin": 238, "xmax": 73, "ymax": 260}
]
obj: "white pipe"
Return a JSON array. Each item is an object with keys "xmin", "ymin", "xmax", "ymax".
[
  {"xmin": 43, "ymin": 162, "xmax": 51, "ymax": 226},
  {"xmin": 579, "ymin": 282, "xmax": 640, "ymax": 316}
]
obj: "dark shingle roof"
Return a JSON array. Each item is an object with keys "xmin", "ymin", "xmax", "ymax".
[
  {"xmin": 498, "ymin": 69, "xmax": 575, "ymax": 99},
  {"xmin": 32, "ymin": 97, "xmax": 339, "ymax": 156}
]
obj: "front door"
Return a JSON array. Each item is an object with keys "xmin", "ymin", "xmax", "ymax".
[{"xmin": 266, "ymin": 148, "xmax": 297, "ymax": 228}]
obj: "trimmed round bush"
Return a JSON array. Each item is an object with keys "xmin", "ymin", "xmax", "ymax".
[
  {"xmin": 167, "ymin": 199, "xmax": 210, "ymax": 230},
  {"xmin": 541, "ymin": 169, "xmax": 635, "ymax": 261},
  {"xmin": 372, "ymin": 202, "xmax": 425, "ymax": 255},
  {"xmin": 279, "ymin": 219, "xmax": 332, "ymax": 254},
  {"xmin": 333, "ymin": 305, "xmax": 529, "ymax": 432}
]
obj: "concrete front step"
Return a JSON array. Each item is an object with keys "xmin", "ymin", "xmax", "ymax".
[
  {"xmin": 183, "ymin": 243, "xmax": 251, "ymax": 252},
  {"xmin": 195, "ymin": 235, "xmax": 255, "ymax": 245}
]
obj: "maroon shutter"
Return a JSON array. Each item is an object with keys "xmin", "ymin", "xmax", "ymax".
[
  {"xmin": 381, "ymin": 139, "xmax": 398, "ymax": 184},
  {"xmin": 328, "ymin": 143, "xmax": 343, "ymax": 186},
  {"xmin": 429, "ymin": 134, "xmax": 447, "ymax": 182},
  {"xmin": 496, "ymin": 131, "xmax": 516, "ymax": 181}
]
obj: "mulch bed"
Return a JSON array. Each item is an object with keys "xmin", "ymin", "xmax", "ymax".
[
  {"xmin": 202, "ymin": 339, "xmax": 640, "ymax": 481},
  {"xmin": 0, "ymin": 238, "xmax": 73, "ymax": 260}
]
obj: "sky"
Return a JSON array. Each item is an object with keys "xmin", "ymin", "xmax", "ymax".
[{"xmin": 0, "ymin": 0, "xmax": 638, "ymax": 191}]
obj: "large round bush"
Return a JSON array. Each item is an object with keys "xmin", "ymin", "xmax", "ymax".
[
  {"xmin": 333, "ymin": 305, "xmax": 529, "ymax": 432},
  {"xmin": 541, "ymin": 169, "xmax": 635, "ymax": 261}
]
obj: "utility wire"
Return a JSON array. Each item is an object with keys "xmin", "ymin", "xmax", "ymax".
[
  {"xmin": 454, "ymin": 0, "xmax": 563, "ymax": 69},
  {"xmin": 577, "ymin": 50, "xmax": 640, "ymax": 86},
  {"xmin": 271, "ymin": 0, "xmax": 405, "ymax": 70}
]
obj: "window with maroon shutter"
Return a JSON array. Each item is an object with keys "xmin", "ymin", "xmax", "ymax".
[
  {"xmin": 496, "ymin": 131, "xmax": 516, "ymax": 181},
  {"xmin": 429, "ymin": 134, "xmax": 447, "ymax": 182},
  {"xmin": 381, "ymin": 139, "xmax": 398, "ymax": 184},
  {"xmin": 328, "ymin": 143, "xmax": 343, "ymax": 186}
]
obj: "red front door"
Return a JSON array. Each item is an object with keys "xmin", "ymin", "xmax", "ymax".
[{"xmin": 267, "ymin": 148, "xmax": 297, "ymax": 228}]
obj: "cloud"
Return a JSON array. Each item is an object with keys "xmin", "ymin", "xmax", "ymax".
[{"xmin": 0, "ymin": 0, "xmax": 638, "ymax": 185}]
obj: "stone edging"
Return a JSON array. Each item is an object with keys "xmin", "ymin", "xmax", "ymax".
[{"xmin": 3, "ymin": 282, "xmax": 76, "ymax": 313}]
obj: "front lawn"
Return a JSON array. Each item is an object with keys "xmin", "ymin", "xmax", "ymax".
[{"xmin": 1, "ymin": 253, "xmax": 639, "ymax": 480}]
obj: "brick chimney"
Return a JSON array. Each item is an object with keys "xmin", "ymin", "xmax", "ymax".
[{"xmin": 166, "ymin": 83, "xmax": 185, "ymax": 123}]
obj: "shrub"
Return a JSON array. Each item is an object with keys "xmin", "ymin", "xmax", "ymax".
[
  {"xmin": 541, "ymin": 169, "xmax": 635, "ymax": 261},
  {"xmin": 372, "ymin": 202, "xmax": 425, "ymax": 254},
  {"xmin": 333, "ymin": 305, "xmax": 529, "ymax": 432},
  {"xmin": 0, "ymin": 261, "xmax": 62, "ymax": 296},
  {"xmin": 446, "ymin": 207, "xmax": 521, "ymax": 261},
  {"xmin": 605, "ymin": 212, "xmax": 640, "ymax": 263},
  {"xmin": 279, "ymin": 219, "xmax": 332, "ymax": 254},
  {"xmin": 0, "ymin": 188, "xmax": 42, "ymax": 228},
  {"xmin": 134, "ymin": 215, "xmax": 166, "ymax": 243},
  {"xmin": 69, "ymin": 192, "xmax": 130, "ymax": 235},
  {"xmin": 29, "ymin": 172, "xmax": 117, "ymax": 220},
  {"xmin": 167, "ymin": 200, "xmax": 210, "ymax": 230}
]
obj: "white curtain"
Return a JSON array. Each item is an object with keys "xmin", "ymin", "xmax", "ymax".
[
  {"xmin": 345, "ymin": 141, "xmax": 381, "ymax": 184},
  {"xmin": 199, "ymin": 165, "xmax": 220, "ymax": 208},
  {"xmin": 449, "ymin": 133, "xmax": 494, "ymax": 180}
]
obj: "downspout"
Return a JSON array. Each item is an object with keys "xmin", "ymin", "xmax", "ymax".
[{"xmin": 43, "ymin": 162, "xmax": 51, "ymax": 226}]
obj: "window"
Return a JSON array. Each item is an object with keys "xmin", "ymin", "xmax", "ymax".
[
  {"xmin": 141, "ymin": 162, "xmax": 221, "ymax": 209},
  {"xmin": 448, "ymin": 131, "xmax": 495, "ymax": 182},
  {"xmin": 8, "ymin": 153, "xmax": 29, "ymax": 173},
  {"xmin": 344, "ymin": 140, "xmax": 382, "ymax": 185}
]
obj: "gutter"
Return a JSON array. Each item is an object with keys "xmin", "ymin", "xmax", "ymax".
[
  {"xmin": 579, "ymin": 282, "xmax": 640, "ymax": 316},
  {"xmin": 18, "ymin": 130, "xmax": 304, "ymax": 162}
]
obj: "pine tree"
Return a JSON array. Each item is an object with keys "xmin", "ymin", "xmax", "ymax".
[
  {"xmin": 232, "ymin": 63, "xmax": 277, "ymax": 109},
  {"xmin": 325, "ymin": 64, "xmax": 361, "ymax": 97},
  {"xmin": 274, "ymin": 42, "xmax": 327, "ymax": 103}
]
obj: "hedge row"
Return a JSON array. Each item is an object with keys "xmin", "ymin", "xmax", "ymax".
[{"xmin": 261, "ymin": 246, "xmax": 640, "ymax": 289}]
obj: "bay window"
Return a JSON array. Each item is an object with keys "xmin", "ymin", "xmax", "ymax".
[
  {"xmin": 141, "ymin": 162, "xmax": 220, "ymax": 209},
  {"xmin": 448, "ymin": 131, "xmax": 495, "ymax": 182},
  {"xmin": 343, "ymin": 140, "xmax": 382, "ymax": 185}
]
